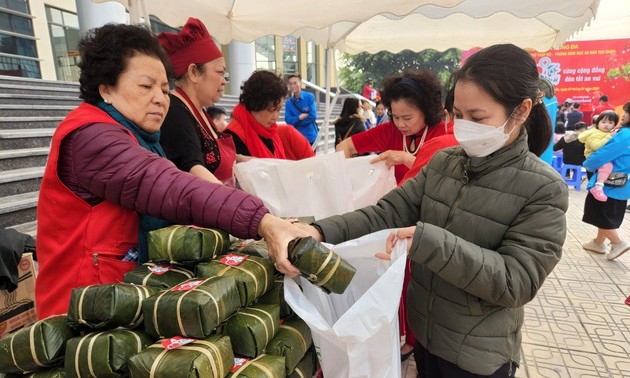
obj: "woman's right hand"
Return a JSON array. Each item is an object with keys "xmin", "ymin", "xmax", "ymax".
[{"xmin": 257, "ymin": 214, "xmax": 313, "ymax": 277}]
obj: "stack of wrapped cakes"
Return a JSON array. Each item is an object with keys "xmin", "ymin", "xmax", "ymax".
[{"xmin": 0, "ymin": 224, "xmax": 337, "ymax": 378}]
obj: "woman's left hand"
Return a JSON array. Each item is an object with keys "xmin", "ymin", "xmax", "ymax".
[
  {"xmin": 370, "ymin": 150, "xmax": 414, "ymax": 169},
  {"xmin": 375, "ymin": 226, "xmax": 415, "ymax": 260}
]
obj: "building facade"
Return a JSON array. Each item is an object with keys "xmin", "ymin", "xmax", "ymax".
[{"xmin": 0, "ymin": 0, "xmax": 332, "ymax": 94}]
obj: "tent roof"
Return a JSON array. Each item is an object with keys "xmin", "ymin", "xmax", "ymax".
[{"xmin": 96, "ymin": 0, "xmax": 602, "ymax": 52}]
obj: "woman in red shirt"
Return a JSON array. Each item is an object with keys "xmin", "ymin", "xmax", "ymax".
[{"xmin": 336, "ymin": 71, "xmax": 448, "ymax": 184}]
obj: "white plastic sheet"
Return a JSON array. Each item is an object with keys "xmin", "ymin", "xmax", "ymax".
[
  {"xmin": 233, "ymin": 152, "xmax": 395, "ymax": 220},
  {"xmin": 284, "ymin": 230, "xmax": 407, "ymax": 378}
]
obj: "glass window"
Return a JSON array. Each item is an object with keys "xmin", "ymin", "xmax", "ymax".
[
  {"xmin": 0, "ymin": 55, "xmax": 40, "ymax": 77},
  {"xmin": 282, "ymin": 35, "xmax": 297, "ymax": 74},
  {"xmin": 0, "ymin": 0, "xmax": 28, "ymax": 14},
  {"xmin": 0, "ymin": 32, "xmax": 36, "ymax": 57},
  {"xmin": 306, "ymin": 41, "xmax": 317, "ymax": 83},
  {"xmin": 255, "ymin": 35, "xmax": 276, "ymax": 70},
  {"xmin": 45, "ymin": 6, "xmax": 81, "ymax": 81},
  {"xmin": 63, "ymin": 12, "xmax": 79, "ymax": 29},
  {"xmin": 0, "ymin": 12, "xmax": 33, "ymax": 35},
  {"xmin": 47, "ymin": 7, "xmax": 63, "ymax": 24}
]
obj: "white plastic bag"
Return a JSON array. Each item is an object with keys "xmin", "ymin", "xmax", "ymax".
[
  {"xmin": 345, "ymin": 155, "xmax": 397, "ymax": 210},
  {"xmin": 233, "ymin": 152, "xmax": 395, "ymax": 219},
  {"xmin": 284, "ymin": 230, "xmax": 407, "ymax": 378}
]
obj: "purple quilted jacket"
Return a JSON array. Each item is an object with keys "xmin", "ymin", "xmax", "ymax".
[{"xmin": 58, "ymin": 122, "xmax": 268, "ymax": 239}]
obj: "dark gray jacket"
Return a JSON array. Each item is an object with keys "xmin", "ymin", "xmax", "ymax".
[{"xmin": 314, "ymin": 132, "xmax": 568, "ymax": 375}]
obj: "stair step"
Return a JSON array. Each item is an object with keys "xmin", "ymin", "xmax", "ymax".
[
  {"xmin": 0, "ymin": 191, "xmax": 38, "ymax": 214},
  {"xmin": 0, "ymin": 93, "xmax": 81, "ymax": 106},
  {"xmin": 0, "ymin": 75, "xmax": 80, "ymax": 90},
  {"xmin": 0, "ymin": 167, "xmax": 44, "ymax": 197},
  {"xmin": 0, "ymin": 116, "xmax": 63, "ymax": 129},
  {"xmin": 0, "ymin": 147, "xmax": 49, "ymax": 170},
  {"xmin": 0, "ymin": 129, "xmax": 54, "ymax": 149},
  {"xmin": 0, "ymin": 104, "xmax": 74, "ymax": 117},
  {"xmin": 0, "ymin": 83, "xmax": 79, "ymax": 96},
  {"xmin": 8, "ymin": 220, "xmax": 37, "ymax": 238},
  {"xmin": 0, "ymin": 166, "xmax": 45, "ymax": 183},
  {"xmin": 0, "ymin": 192, "xmax": 38, "ymax": 229}
]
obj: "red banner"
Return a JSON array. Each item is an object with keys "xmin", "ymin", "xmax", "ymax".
[{"xmin": 530, "ymin": 39, "xmax": 630, "ymax": 112}]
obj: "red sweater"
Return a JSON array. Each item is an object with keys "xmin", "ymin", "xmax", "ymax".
[{"xmin": 352, "ymin": 120, "xmax": 448, "ymax": 183}]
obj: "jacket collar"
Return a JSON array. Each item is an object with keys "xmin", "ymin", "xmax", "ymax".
[{"xmin": 463, "ymin": 131, "xmax": 530, "ymax": 177}]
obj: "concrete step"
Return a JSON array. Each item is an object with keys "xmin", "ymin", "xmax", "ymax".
[
  {"xmin": 0, "ymin": 166, "xmax": 44, "ymax": 197},
  {"xmin": 0, "ymin": 129, "xmax": 54, "ymax": 149},
  {"xmin": 0, "ymin": 75, "xmax": 80, "ymax": 90},
  {"xmin": 8, "ymin": 220, "xmax": 37, "ymax": 238},
  {"xmin": 0, "ymin": 116, "xmax": 63, "ymax": 129},
  {"xmin": 0, "ymin": 147, "xmax": 49, "ymax": 170},
  {"xmin": 0, "ymin": 104, "xmax": 74, "ymax": 118},
  {"xmin": 0, "ymin": 93, "xmax": 81, "ymax": 106},
  {"xmin": 0, "ymin": 83, "xmax": 80, "ymax": 97},
  {"xmin": 0, "ymin": 191, "xmax": 38, "ymax": 229}
]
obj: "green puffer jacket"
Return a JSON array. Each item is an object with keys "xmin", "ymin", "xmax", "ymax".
[{"xmin": 314, "ymin": 132, "xmax": 568, "ymax": 375}]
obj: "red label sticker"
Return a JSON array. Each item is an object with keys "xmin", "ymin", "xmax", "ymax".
[
  {"xmin": 220, "ymin": 254, "xmax": 248, "ymax": 266},
  {"xmin": 230, "ymin": 357, "xmax": 251, "ymax": 372},
  {"xmin": 171, "ymin": 280, "xmax": 203, "ymax": 291},
  {"xmin": 161, "ymin": 336, "xmax": 196, "ymax": 350},
  {"xmin": 19, "ymin": 257, "xmax": 31, "ymax": 272}
]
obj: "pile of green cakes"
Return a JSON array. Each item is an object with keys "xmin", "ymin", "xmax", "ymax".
[{"xmin": 0, "ymin": 224, "xmax": 357, "ymax": 378}]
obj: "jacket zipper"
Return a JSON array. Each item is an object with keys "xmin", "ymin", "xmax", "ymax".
[
  {"xmin": 93, "ymin": 253, "xmax": 98, "ymax": 265},
  {"xmin": 507, "ymin": 307, "xmax": 521, "ymax": 375},
  {"xmin": 427, "ymin": 274, "xmax": 438, "ymax": 345},
  {"xmin": 444, "ymin": 157, "xmax": 470, "ymax": 229},
  {"xmin": 429, "ymin": 157, "xmax": 470, "ymax": 346}
]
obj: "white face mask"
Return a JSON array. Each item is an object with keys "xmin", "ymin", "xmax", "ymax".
[{"xmin": 454, "ymin": 116, "xmax": 517, "ymax": 157}]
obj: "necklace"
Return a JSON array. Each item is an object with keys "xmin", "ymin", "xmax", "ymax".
[{"xmin": 403, "ymin": 126, "xmax": 428, "ymax": 156}]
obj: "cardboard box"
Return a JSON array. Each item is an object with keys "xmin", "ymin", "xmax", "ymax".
[{"xmin": 0, "ymin": 253, "xmax": 38, "ymax": 337}]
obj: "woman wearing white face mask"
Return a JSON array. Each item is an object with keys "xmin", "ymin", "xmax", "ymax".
[{"xmin": 286, "ymin": 44, "xmax": 569, "ymax": 377}]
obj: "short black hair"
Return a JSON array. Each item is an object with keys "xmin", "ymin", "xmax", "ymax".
[
  {"xmin": 287, "ymin": 73, "xmax": 302, "ymax": 81},
  {"xmin": 78, "ymin": 23, "xmax": 172, "ymax": 105},
  {"xmin": 555, "ymin": 122, "xmax": 565, "ymax": 134},
  {"xmin": 600, "ymin": 95, "xmax": 609, "ymax": 102},
  {"xmin": 380, "ymin": 70, "xmax": 443, "ymax": 127},
  {"xmin": 596, "ymin": 110, "xmax": 619, "ymax": 128},
  {"xmin": 207, "ymin": 106, "xmax": 226, "ymax": 120},
  {"xmin": 240, "ymin": 70, "xmax": 288, "ymax": 112}
]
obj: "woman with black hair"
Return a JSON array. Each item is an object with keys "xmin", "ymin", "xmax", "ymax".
[
  {"xmin": 334, "ymin": 97, "xmax": 366, "ymax": 147},
  {"xmin": 225, "ymin": 70, "xmax": 314, "ymax": 160},
  {"xmin": 335, "ymin": 70, "xmax": 448, "ymax": 183},
  {"xmin": 280, "ymin": 44, "xmax": 569, "ymax": 377}
]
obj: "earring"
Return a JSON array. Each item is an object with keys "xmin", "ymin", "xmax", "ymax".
[{"xmin": 104, "ymin": 99, "xmax": 111, "ymax": 104}]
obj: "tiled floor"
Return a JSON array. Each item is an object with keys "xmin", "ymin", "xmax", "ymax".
[{"xmin": 402, "ymin": 187, "xmax": 630, "ymax": 378}]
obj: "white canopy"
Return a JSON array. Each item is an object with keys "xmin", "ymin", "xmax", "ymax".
[
  {"xmin": 570, "ymin": 0, "xmax": 630, "ymax": 41},
  {"xmin": 97, "ymin": 0, "xmax": 601, "ymax": 52}
]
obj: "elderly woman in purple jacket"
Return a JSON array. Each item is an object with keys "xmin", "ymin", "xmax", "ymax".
[{"xmin": 35, "ymin": 23, "xmax": 304, "ymax": 318}]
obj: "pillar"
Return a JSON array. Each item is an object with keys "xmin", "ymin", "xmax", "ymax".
[{"xmin": 226, "ymin": 41, "xmax": 256, "ymax": 96}]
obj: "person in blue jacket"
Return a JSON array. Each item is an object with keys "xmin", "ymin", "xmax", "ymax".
[
  {"xmin": 285, "ymin": 73, "xmax": 318, "ymax": 144},
  {"xmin": 582, "ymin": 101, "xmax": 630, "ymax": 260}
]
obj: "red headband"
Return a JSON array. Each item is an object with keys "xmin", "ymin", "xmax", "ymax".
[{"xmin": 157, "ymin": 17, "xmax": 223, "ymax": 77}]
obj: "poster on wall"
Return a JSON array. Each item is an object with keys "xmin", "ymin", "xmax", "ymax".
[
  {"xmin": 530, "ymin": 39, "xmax": 630, "ymax": 111},
  {"xmin": 463, "ymin": 39, "xmax": 630, "ymax": 118}
]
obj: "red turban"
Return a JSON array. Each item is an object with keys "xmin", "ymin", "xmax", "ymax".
[{"xmin": 157, "ymin": 17, "xmax": 223, "ymax": 77}]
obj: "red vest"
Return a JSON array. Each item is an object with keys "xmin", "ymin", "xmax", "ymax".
[{"xmin": 36, "ymin": 103, "xmax": 140, "ymax": 318}]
